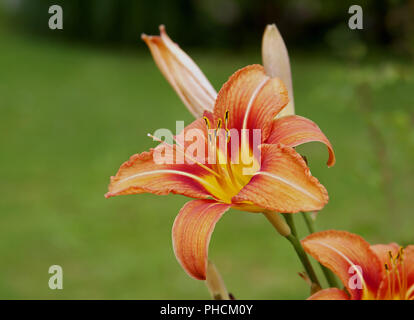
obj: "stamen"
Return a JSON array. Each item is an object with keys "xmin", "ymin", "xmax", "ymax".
[
  {"xmin": 385, "ymin": 264, "xmax": 392, "ymax": 298},
  {"xmin": 386, "ymin": 252, "xmax": 397, "ymax": 298},
  {"xmin": 399, "ymin": 247, "xmax": 408, "ymax": 298},
  {"xmin": 224, "ymin": 110, "xmax": 231, "ymax": 142},
  {"xmin": 214, "ymin": 119, "xmax": 222, "ymax": 143},
  {"xmin": 395, "ymin": 267, "xmax": 404, "ymax": 299},
  {"xmin": 194, "ymin": 110, "xmax": 248, "ymax": 199},
  {"xmin": 219, "ymin": 111, "xmax": 241, "ymax": 189},
  {"xmin": 203, "ymin": 116, "xmax": 211, "ymax": 129},
  {"xmin": 204, "ymin": 116, "xmax": 213, "ymax": 143},
  {"xmin": 400, "ymin": 247, "xmax": 405, "ymax": 261}
]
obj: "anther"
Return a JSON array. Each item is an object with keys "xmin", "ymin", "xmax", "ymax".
[
  {"xmin": 204, "ymin": 116, "xmax": 213, "ymax": 143},
  {"xmin": 224, "ymin": 110, "xmax": 231, "ymax": 142},
  {"xmin": 225, "ymin": 110, "xmax": 229, "ymax": 126},
  {"xmin": 396, "ymin": 252, "xmax": 401, "ymax": 262},
  {"xmin": 203, "ymin": 116, "xmax": 211, "ymax": 129},
  {"xmin": 400, "ymin": 247, "xmax": 404, "ymax": 259}
]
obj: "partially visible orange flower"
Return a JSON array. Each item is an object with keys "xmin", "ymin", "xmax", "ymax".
[
  {"xmin": 106, "ymin": 63, "xmax": 335, "ymax": 280},
  {"xmin": 302, "ymin": 230, "xmax": 414, "ymax": 300}
]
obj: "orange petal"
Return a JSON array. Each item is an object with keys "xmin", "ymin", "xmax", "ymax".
[
  {"xmin": 404, "ymin": 246, "xmax": 414, "ymax": 299},
  {"xmin": 232, "ymin": 144, "xmax": 328, "ymax": 213},
  {"xmin": 105, "ymin": 146, "xmax": 215, "ymax": 199},
  {"xmin": 262, "ymin": 24, "xmax": 295, "ymax": 117},
  {"xmin": 213, "ymin": 65, "xmax": 289, "ymax": 143},
  {"xmin": 307, "ymin": 288, "xmax": 350, "ymax": 300},
  {"xmin": 172, "ymin": 199, "xmax": 231, "ymax": 280},
  {"xmin": 142, "ymin": 25, "xmax": 216, "ymax": 118},
  {"xmin": 302, "ymin": 230, "xmax": 384, "ymax": 300},
  {"xmin": 266, "ymin": 115, "xmax": 336, "ymax": 167}
]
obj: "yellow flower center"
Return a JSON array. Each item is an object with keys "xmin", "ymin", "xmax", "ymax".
[{"xmin": 200, "ymin": 111, "xmax": 260, "ymax": 204}]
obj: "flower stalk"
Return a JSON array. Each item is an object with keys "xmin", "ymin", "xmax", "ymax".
[
  {"xmin": 282, "ymin": 214, "xmax": 321, "ymax": 290},
  {"xmin": 264, "ymin": 211, "xmax": 321, "ymax": 291},
  {"xmin": 262, "ymin": 211, "xmax": 291, "ymax": 237},
  {"xmin": 205, "ymin": 260, "xmax": 230, "ymax": 300}
]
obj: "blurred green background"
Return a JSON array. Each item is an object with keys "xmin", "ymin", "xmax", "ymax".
[{"xmin": 0, "ymin": 0, "xmax": 413, "ymax": 299}]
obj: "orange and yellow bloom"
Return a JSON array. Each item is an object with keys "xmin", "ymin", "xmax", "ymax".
[
  {"xmin": 302, "ymin": 230, "xmax": 414, "ymax": 300},
  {"xmin": 106, "ymin": 27, "xmax": 335, "ymax": 281},
  {"xmin": 106, "ymin": 63, "xmax": 334, "ymax": 280}
]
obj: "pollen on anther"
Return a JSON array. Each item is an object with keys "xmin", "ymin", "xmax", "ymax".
[
  {"xmin": 203, "ymin": 116, "xmax": 211, "ymax": 129},
  {"xmin": 225, "ymin": 110, "xmax": 229, "ymax": 124}
]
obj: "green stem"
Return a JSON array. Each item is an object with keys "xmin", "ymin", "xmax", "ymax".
[
  {"xmin": 301, "ymin": 212, "xmax": 315, "ymax": 233},
  {"xmin": 205, "ymin": 260, "xmax": 230, "ymax": 300},
  {"xmin": 301, "ymin": 212, "xmax": 339, "ymax": 289},
  {"xmin": 282, "ymin": 214, "xmax": 321, "ymax": 289},
  {"xmin": 283, "ymin": 213, "xmax": 297, "ymax": 236}
]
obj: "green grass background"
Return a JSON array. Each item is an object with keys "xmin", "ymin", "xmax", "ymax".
[{"xmin": 0, "ymin": 29, "xmax": 413, "ymax": 299}]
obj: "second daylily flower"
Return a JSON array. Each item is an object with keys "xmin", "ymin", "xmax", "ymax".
[
  {"xmin": 302, "ymin": 230, "xmax": 414, "ymax": 300},
  {"xmin": 106, "ymin": 61, "xmax": 335, "ymax": 280}
]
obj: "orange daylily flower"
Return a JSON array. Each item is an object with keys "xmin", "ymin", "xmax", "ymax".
[
  {"xmin": 106, "ymin": 63, "xmax": 335, "ymax": 280},
  {"xmin": 302, "ymin": 230, "xmax": 414, "ymax": 300}
]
